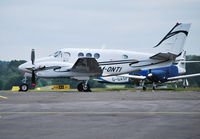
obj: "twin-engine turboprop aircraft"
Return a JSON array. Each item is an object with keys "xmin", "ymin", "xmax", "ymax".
[
  {"xmin": 18, "ymin": 23, "xmax": 191, "ymax": 92},
  {"xmin": 95, "ymin": 51, "xmax": 200, "ymax": 90}
]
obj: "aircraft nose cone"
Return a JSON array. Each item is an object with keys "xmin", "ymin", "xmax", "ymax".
[
  {"xmin": 18, "ymin": 62, "xmax": 32, "ymax": 72},
  {"xmin": 18, "ymin": 61, "xmax": 34, "ymax": 73},
  {"xmin": 18, "ymin": 63, "xmax": 26, "ymax": 71}
]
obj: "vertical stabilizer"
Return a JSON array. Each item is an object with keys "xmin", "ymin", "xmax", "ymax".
[{"xmin": 154, "ymin": 23, "xmax": 191, "ymax": 56}]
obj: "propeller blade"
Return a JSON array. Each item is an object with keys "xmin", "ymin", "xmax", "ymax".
[
  {"xmin": 31, "ymin": 49, "xmax": 36, "ymax": 87},
  {"xmin": 31, "ymin": 49, "xmax": 35, "ymax": 65},
  {"xmin": 31, "ymin": 70, "xmax": 36, "ymax": 87}
]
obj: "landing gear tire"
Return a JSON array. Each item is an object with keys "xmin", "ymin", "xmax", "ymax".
[
  {"xmin": 83, "ymin": 84, "xmax": 91, "ymax": 92},
  {"xmin": 152, "ymin": 86, "xmax": 156, "ymax": 90},
  {"xmin": 19, "ymin": 83, "xmax": 29, "ymax": 92},
  {"xmin": 77, "ymin": 83, "xmax": 91, "ymax": 92},
  {"xmin": 142, "ymin": 86, "xmax": 146, "ymax": 91},
  {"xmin": 77, "ymin": 83, "xmax": 83, "ymax": 92}
]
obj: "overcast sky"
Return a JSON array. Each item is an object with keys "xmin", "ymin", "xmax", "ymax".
[{"xmin": 0, "ymin": 0, "xmax": 200, "ymax": 61}]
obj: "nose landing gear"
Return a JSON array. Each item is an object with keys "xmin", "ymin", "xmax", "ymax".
[{"xmin": 19, "ymin": 75, "xmax": 29, "ymax": 92}]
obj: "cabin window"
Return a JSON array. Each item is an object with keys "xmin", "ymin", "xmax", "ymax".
[
  {"xmin": 122, "ymin": 54, "xmax": 128, "ymax": 59},
  {"xmin": 94, "ymin": 53, "xmax": 100, "ymax": 59},
  {"xmin": 86, "ymin": 53, "xmax": 92, "ymax": 57},
  {"xmin": 78, "ymin": 52, "xmax": 84, "ymax": 57}
]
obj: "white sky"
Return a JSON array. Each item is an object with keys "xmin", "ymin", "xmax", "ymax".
[{"xmin": 0, "ymin": 0, "xmax": 200, "ymax": 61}]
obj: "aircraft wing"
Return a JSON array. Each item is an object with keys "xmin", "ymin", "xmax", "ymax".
[
  {"xmin": 119, "ymin": 74, "xmax": 146, "ymax": 80},
  {"xmin": 167, "ymin": 73, "xmax": 200, "ymax": 81},
  {"xmin": 70, "ymin": 57, "xmax": 103, "ymax": 76}
]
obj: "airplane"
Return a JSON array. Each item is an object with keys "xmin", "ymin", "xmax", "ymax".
[
  {"xmin": 95, "ymin": 51, "xmax": 200, "ymax": 90},
  {"xmin": 18, "ymin": 23, "xmax": 191, "ymax": 92}
]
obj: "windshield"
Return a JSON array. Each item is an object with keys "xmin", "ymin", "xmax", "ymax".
[{"xmin": 49, "ymin": 51, "xmax": 62, "ymax": 57}]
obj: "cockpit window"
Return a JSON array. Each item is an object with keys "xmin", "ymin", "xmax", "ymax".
[{"xmin": 53, "ymin": 51, "xmax": 62, "ymax": 58}]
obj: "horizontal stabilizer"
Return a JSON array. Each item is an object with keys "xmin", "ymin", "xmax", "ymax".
[
  {"xmin": 150, "ymin": 52, "xmax": 180, "ymax": 60},
  {"xmin": 167, "ymin": 73, "xmax": 200, "ymax": 81}
]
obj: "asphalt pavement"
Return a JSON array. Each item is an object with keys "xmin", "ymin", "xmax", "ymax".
[{"xmin": 0, "ymin": 91, "xmax": 200, "ymax": 139}]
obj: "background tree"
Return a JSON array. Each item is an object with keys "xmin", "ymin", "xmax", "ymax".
[{"xmin": 186, "ymin": 55, "xmax": 200, "ymax": 87}]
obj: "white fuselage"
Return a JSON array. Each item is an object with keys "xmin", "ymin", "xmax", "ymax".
[{"xmin": 19, "ymin": 48, "xmax": 173, "ymax": 80}]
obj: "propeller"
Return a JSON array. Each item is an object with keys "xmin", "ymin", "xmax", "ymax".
[
  {"xmin": 147, "ymin": 69, "xmax": 153, "ymax": 77},
  {"xmin": 31, "ymin": 49, "xmax": 36, "ymax": 87},
  {"xmin": 147, "ymin": 69, "xmax": 156, "ymax": 82}
]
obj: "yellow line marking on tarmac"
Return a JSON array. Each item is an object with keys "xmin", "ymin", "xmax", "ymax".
[
  {"xmin": 0, "ymin": 95, "xmax": 8, "ymax": 99},
  {"xmin": 0, "ymin": 112, "xmax": 200, "ymax": 114}
]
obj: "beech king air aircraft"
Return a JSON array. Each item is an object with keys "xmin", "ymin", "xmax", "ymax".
[
  {"xmin": 95, "ymin": 51, "xmax": 200, "ymax": 90},
  {"xmin": 18, "ymin": 23, "xmax": 191, "ymax": 92}
]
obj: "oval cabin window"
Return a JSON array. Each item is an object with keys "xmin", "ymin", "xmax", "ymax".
[
  {"xmin": 78, "ymin": 52, "xmax": 84, "ymax": 57},
  {"xmin": 94, "ymin": 53, "xmax": 100, "ymax": 59},
  {"xmin": 122, "ymin": 54, "xmax": 128, "ymax": 59}
]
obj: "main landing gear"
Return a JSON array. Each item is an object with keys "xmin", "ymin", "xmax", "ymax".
[
  {"xmin": 142, "ymin": 86, "xmax": 147, "ymax": 91},
  {"xmin": 141, "ymin": 80, "xmax": 147, "ymax": 91},
  {"xmin": 141, "ymin": 81, "xmax": 157, "ymax": 91},
  {"xmin": 183, "ymin": 79, "xmax": 189, "ymax": 88},
  {"xmin": 152, "ymin": 82, "xmax": 156, "ymax": 91},
  {"xmin": 77, "ymin": 81, "xmax": 91, "ymax": 92}
]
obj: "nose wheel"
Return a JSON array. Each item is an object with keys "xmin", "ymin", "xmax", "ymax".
[
  {"xmin": 19, "ymin": 83, "xmax": 29, "ymax": 92},
  {"xmin": 77, "ymin": 82, "xmax": 91, "ymax": 92}
]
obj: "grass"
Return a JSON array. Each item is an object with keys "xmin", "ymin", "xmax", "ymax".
[{"xmin": 1, "ymin": 85, "xmax": 200, "ymax": 92}]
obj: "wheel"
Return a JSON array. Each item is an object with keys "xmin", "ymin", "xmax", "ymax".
[
  {"xmin": 142, "ymin": 86, "xmax": 146, "ymax": 91},
  {"xmin": 82, "ymin": 84, "xmax": 91, "ymax": 92},
  {"xmin": 152, "ymin": 86, "xmax": 156, "ymax": 90},
  {"xmin": 19, "ymin": 83, "xmax": 29, "ymax": 92},
  {"xmin": 77, "ymin": 83, "xmax": 83, "ymax": 92},
  {"xmin": 77, "ymin": 83, "xmax": 91, "ymax": 92}
]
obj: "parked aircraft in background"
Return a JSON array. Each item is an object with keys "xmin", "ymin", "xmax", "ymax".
[
  {"xmin": 96, "ymin": 51, "xmax": 200, "ymax": 90},
  {"xmin": 18, "ymin": 23, "xmax": 191, "ymax": 92}
]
